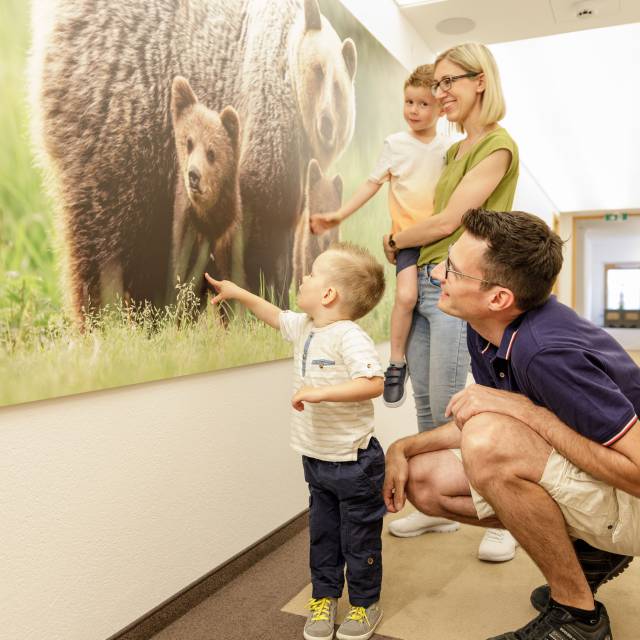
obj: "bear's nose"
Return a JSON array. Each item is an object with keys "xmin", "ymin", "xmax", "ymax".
[
  {"xmin": 189, "ymin": 168, "xmax": 201, "ymax": 189},
  {"xmin": 320, "ymin": 115, "xmax": 334, "ymax": 142}
]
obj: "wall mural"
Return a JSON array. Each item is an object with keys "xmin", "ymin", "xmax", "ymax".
[{"xmin": 0, "ymin": 0, "xmax": 407, "ymax": 407}]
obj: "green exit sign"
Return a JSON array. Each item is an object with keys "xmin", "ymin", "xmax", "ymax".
[{"xmin": 604, "ymin": 212, "xmax": 629, "ymax": 221}]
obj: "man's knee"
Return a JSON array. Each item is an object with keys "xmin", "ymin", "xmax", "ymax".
[
  {"xmin": 405, "ymin": 452, "xmax": 453, "ymax": 516},
  {"xmin": 461, "ymin": 413, "xmax": 517, "ymax": 487}
]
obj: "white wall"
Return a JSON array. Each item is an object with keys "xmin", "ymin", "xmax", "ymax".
[
  {"xmin": 2, "ymin": 2, "xmax": 426, "ymax": 639},
  {"xmin": 338, "ymin": 0, "xmax": 435, "ymax": 68},
  {"xmin": 2, "ymin": 346, "xmax": 417, "ymax": 640},
  {"xmin": 512, "ymin": 162, "xmax": 557, "ymax": 226}
]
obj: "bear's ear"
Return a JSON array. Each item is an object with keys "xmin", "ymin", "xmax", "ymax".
[
  {"xmin": 332, "ymin": 174, "xmax": 343, "ymax": 201},
  {"xmin": 307, "ymin": 158, "xmax": 323, "ymax": 187},
  {"xmin": 303, "ymin": 0, "xmax": 322, "ymax": 31},
  {"xmin": 220, "ymin": 106, "xmax": 240, "ymax": 152},
  {"xmin": 171, "ymin": 76, "xmax": 198, "ymax": 120},
  {"xmin": 342, "ymin": 38, "xmax": 357, "ymax": 81}
]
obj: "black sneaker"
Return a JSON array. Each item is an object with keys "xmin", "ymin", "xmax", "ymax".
[
  {"xmin": 488, "ymin": 601, "xmax": 612, "ymax": 640},
  {"xmin": 530, "ymin": 539, "xmax": 633, "ymax": 612},
  {"xmin": 383, "ymin": 364, "xmax": 407, "ymax": 407}
]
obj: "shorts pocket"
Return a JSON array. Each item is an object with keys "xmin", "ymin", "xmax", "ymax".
[
  {"xmin": 551, "ymin": 464, "xmax": 618, "ymax": 537},
  {"xmin": 612, "ymin": 490, "xmax": 640, "ymax": 555}
]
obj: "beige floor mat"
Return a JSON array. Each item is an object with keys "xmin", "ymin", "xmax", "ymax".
[{"xmin": 283, "ymin": 509, "xmax": 640, "ymax": 639}]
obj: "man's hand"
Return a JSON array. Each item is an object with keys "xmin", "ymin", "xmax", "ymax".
[
  {"xmin": 382, "ymin": 234, "xmax": 397, "ymax": 265},
  {"xmin": 310, "ymin": 212, "xmax": 342, "ymax": 235},
  {"xmin": 291, "ymin": 386, "xmax": 326, "ymax": 411},
  {"xmin": 205, "ymin": 273, "xmax": 243, "ymax": 305},
  {"xmin": 445, "ymin": 383, "xmax": 534, "ymax": 430},
  {"xmin": 383, "ymin": 441, "xmax": 409, "ymax": 512}
]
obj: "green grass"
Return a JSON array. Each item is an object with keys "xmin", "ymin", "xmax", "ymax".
[{"xmin": 0, "ymin": 0, "xmax": 403, "ymax": 407}]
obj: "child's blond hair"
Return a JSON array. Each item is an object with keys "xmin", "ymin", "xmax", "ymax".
[
  {"xmin": 404, "ymin": 64, "xmax": 435, "ymax": 91},
  {"xmin": 323, "ymin": 243, "xmax": 385, "ymax": 320}
]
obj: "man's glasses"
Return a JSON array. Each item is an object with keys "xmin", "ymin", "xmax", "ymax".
[
  {"xmin": 444, "ymin": 246, "xmax": 503, "ymax": 287},
  {"xmin": 430, "ymin": 72, "xmax": 479, "ymax": 97}
]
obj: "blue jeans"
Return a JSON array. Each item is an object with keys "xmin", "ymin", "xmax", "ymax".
[{"xmin": 405, "ymin": 265, "xmax": 470, "ymax": 432}]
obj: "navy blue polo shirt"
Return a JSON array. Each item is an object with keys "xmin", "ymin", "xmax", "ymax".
[{"xmin": 468, "ymin": 296, "xmax": 640, "ymax": 446}]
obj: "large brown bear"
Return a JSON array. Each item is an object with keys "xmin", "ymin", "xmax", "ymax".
[
  {"xmin": 30, "ymin": 0, "xmax": 357, "ymax": 321},
  {"xmin": 292, "ymin": 159, "xmax": 342, "ymax": 288},
  {"xmin": 169, "ymin": 76, "xmax": 241, "ymax": 304}
]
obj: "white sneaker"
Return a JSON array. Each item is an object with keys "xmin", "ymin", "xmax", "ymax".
[
  {"xmin": 477, "ymin": 528, "xmax": 518, "ymax": 562},
  {"xmin": 388, "ymin": 511, "xmax": 460, "ymax": 538}
]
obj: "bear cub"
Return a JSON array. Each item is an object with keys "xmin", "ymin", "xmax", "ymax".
[
  {"xmin": 292, "ymin": 158, "xmax": 342, "ymax": 288},
  {"xmin": 170, "ymin": 76, "xmax": 241, "ymax": 304}
]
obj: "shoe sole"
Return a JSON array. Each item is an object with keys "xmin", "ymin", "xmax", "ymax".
[
  {"xmin": 336, "ymin": 611, "xmax": 383, "ymax": 640},
  {"xmin": 304, "ymin": 628, "xmax": 335, "ymax": 640},
  {"xmin": 530, "ymin": 555, "xmax": 634, "ymax": 612},
  {"xmin": 478, "ymin": 550, "xmax": 516, "ymax": 562},
  {"xmin": 388, "ymin": 522, "xmax": 460, "ymax": 537},
  {"xmin": 383, "ymin": 385, "xmax": 407, "ymax": 408}
]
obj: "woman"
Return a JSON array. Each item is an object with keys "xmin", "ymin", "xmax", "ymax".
[{"xmin": 384, "ymin": 43, "xmax": 520, "ymax": 563}]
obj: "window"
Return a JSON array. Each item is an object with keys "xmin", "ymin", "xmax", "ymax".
[{"xmin": 604, "ymin": 262, "xmax": 640, "ymax": 328}]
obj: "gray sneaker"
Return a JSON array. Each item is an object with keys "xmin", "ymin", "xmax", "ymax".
[
  {"xmin": 336, "ymin": 602, "xmax": 383, "ymax": 640},
  {"xmin": 304, "ymin": 597, "xmax": 337, "ymax": 640}
]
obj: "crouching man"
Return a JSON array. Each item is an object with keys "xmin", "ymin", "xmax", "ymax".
[{"xmin": 384, "ymin": 208, "xmax": 640, "ymax": 640}]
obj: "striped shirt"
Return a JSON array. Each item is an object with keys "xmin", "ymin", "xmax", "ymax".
[{"xmin": 280, "ymin": 311, "xmax": 384, "ymax": 462}]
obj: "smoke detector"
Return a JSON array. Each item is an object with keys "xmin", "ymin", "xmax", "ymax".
[{"xmin": 574, "ymin": 1, "xmax": 599, "ymax": 19}]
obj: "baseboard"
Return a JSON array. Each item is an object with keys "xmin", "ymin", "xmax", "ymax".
[{"xmin": 107, "ymin": 509, "xmax": 309, "ymax": 640}]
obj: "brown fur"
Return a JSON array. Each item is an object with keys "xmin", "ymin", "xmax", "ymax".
[
  {"xmin": 169, "ymin": 76, "xmax": 241, "ymax": 304},
  {"xmin": 30, "ymin": 0, "xmax": 356, "ymax": 321},
  {"xmin": 292, "ymin": 159, "xmax": 342, "ymax": 288}
]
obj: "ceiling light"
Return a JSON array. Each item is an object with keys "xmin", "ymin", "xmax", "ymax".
[
  {"xmin": 436, "ymin": 17, "xmax": 476, "ymax": 34},
  {"xmin": 395, "ymin": 0, "xmax": 449, "ymax": 7}
]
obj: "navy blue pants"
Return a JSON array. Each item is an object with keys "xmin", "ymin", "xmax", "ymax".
[{"xmin": 302, "ymin": 437, "xmax": 387, "ymax": 607}]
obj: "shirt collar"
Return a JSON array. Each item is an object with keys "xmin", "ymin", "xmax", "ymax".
[{"xmin": 477, "ymin": 314, "xmax": 524, "ymax": 361}]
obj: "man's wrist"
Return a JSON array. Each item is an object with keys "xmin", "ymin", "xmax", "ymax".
[{"xmin": 390, "ymin": 437, "xmax": 411, "ymax": 459}]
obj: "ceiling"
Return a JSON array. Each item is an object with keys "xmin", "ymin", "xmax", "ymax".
[
  {"xmin": 398, "ymin": 0, "xmax": 640, "ymax": 51},
  {"xmin": 396, "ymin": 0, "xmax": 640, "ymax": 214}
]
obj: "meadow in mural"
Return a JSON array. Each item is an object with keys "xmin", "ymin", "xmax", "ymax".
[{"xmin": 0, "ymin": 0, "xmax": 407, "ymax": 406}]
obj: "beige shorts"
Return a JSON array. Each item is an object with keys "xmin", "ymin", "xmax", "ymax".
[{"xmin": 450, "ymin": 447, "xmax": 640, "ymax": 556}]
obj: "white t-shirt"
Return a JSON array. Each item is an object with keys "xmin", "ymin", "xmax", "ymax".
[
  {"xmin": 369, "ymin": 131, "xmax": 453, "ymax": 234},
  {"xmin": 280, "ymin": 311, "xmax": 384, "ymax": 462}
]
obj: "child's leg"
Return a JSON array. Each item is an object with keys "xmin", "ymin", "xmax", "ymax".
[
  {"xmin": 340, "ymin": 439, "xmax": 387, "ymax": 607},
  {"xmin": 389, "ymin": 264, "xmax": 418, "ymax": 363},
  {"xmin": 302, "ymin": 458, "xmax": 345, "ymax": 599}
]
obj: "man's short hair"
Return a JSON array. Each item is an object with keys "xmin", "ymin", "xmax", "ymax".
[
  {"xmin": 462, "ymin": 209, "xmax": 564, "ymax": 311},
  {"xmin": 404, "ymin": 64, "xmax": 435, "ymax": 91},
  {"xmin": 324, "ymin": 242, "xmax": 385, "ymax": 320}
]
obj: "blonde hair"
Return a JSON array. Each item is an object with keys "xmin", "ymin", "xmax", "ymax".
[
  {"xmin": 435, "ymin": 42, "xmax": 505, "ymax": 133},
  {"xmin": 323, "ymin": 242, "xmax": 385, "ymax": 320},
  {"xmin": 404, "ymin": 64, "xmax": 435, "ymax": 91}
]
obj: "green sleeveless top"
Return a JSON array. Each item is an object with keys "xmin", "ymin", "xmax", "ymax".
[{"xmin": 418, "ymin": 127, "xmax": 519, "ymax": 266}]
